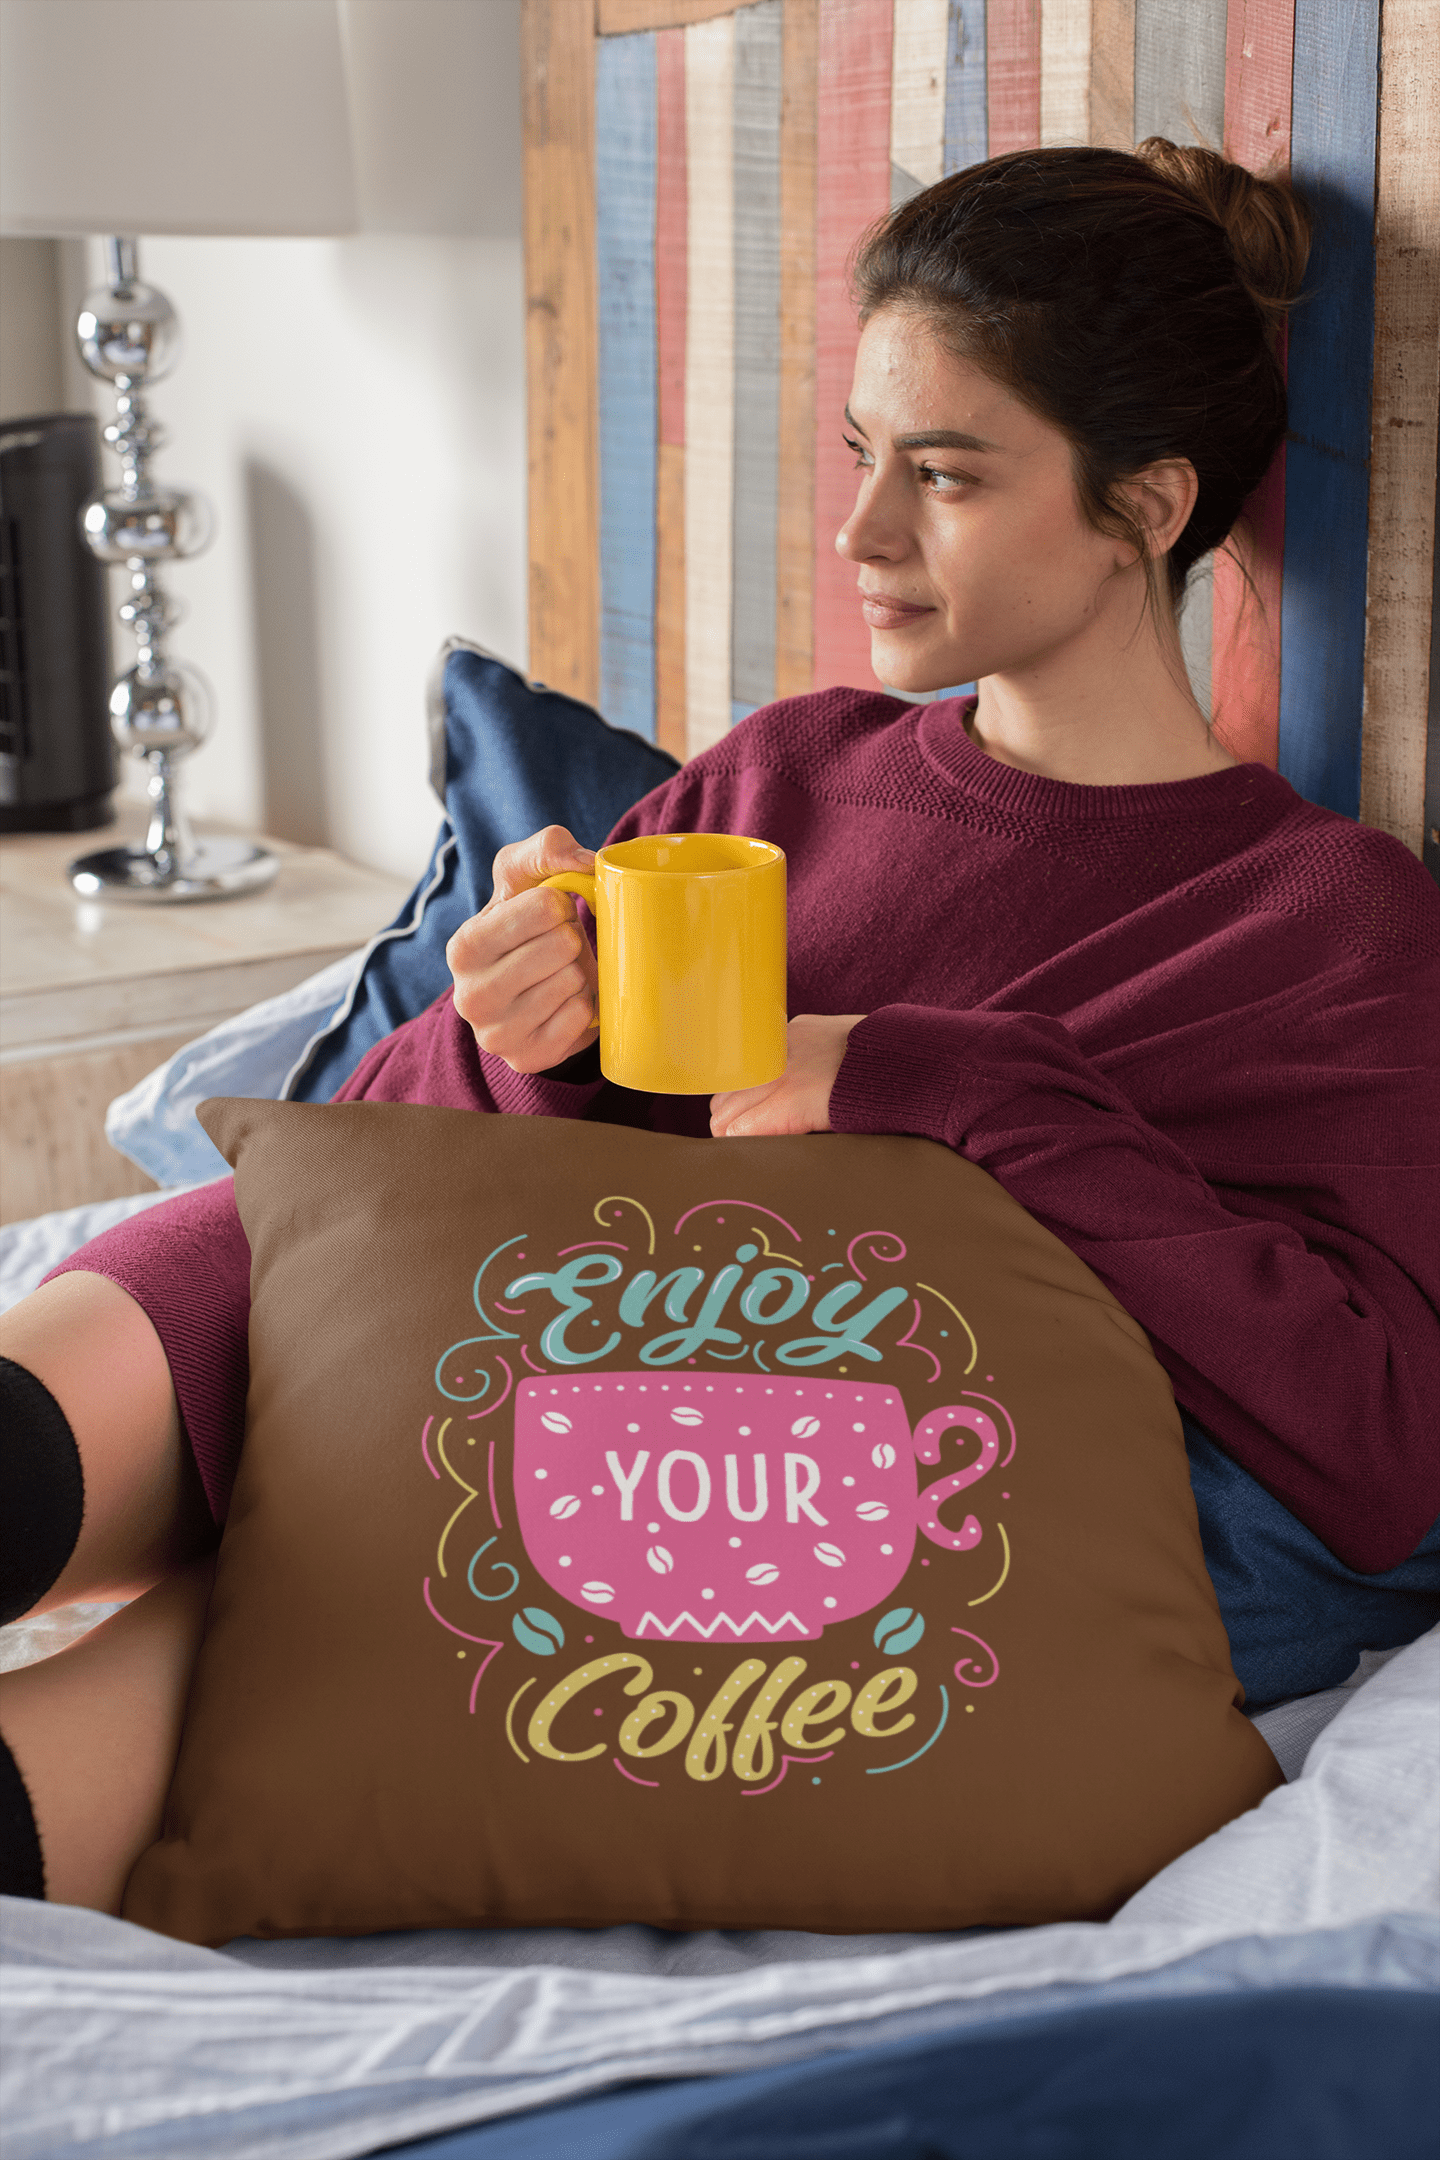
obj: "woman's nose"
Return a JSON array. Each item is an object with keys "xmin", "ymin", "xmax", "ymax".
[{"xmin": 836, "ymin": 473, "xmax": 905, "ymax": 564}]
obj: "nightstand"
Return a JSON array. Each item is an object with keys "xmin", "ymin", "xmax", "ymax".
[{"xmin": 0, "ymin": 811, "xmax": 412, "ymax": 1224}]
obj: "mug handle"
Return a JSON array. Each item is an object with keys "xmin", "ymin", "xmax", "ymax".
[
  {"xmin": 540, "ymin": 872, "xmax": 601, "ymax": 1041},
  {"xmin": 539, "ymin": 871, "xmax": 597, "ymax": 908}
]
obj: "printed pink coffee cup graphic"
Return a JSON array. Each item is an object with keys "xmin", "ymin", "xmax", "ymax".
[{"xmin": 511, "ymin": 1373, "xmax": 1008, "ymax": 1642}]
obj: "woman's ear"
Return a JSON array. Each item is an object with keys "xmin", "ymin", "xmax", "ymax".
[{"xmin": 1116, "ymin": 459, "xmax": 1200, "ymax": 560}]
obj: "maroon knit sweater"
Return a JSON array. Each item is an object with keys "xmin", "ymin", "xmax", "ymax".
[{"xmin": 55, "ymin": 691, "xmax": 1440, "ymax": 1573}]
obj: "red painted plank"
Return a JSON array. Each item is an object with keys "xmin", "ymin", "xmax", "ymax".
[
  {"xmin": 1211, "ymin": 0, "xmax": 1295, "ymax": 768},
  {"xmin": 656, "ymin": 25, "xmax": 688, "ymax": 447},
  {"xmin": 986, "ymin": 0, "xmax": 1041, "ymax": 157},
  {"xmin": 813, "ymin": 0, "xmax": 894, "ymax": 694}
]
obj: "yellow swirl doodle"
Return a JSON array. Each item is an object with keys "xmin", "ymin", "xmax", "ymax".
[
  {"xmin": 915, "ymin": 1282, "xmax": 978, "ymax": 1375},
  {"xmin": 506, "ymin": 1676, "xmax": 538, "ymax": 1763},
  {"xmin": 967, "ymin": 1521, "xmax": 1010, "ymax": 1607},
  {"xmin": 435, "ymin": 1417, "xmax": 477, "ymax": 1580},
  {"xmin": 595, "ymin": 1194, "xmax": 656, "ymax": 1254},
  {"xmin": 747, "ymin": 1223, "xmax": 804, "ymax": 1269}
]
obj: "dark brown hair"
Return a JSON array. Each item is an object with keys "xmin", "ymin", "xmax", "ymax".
[{"xmin": 853, "ymin": 141, "xmax": 1312, "ymax": 608}]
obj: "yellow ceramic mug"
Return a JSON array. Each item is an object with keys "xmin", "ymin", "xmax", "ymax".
[{"xmin": 541, "ymin": 833, "xmax": 787, "ymax": 1094}]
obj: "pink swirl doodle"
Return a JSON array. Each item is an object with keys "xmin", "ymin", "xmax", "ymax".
[
  {"xmin": 422, "ymin": 1575, "xmax": 505, "ymax": 1705},
  {"xmin": 421, "ymin": 1414, "xmax": 439, "ymax": 1480},
  {"xmin": 742, "ymin": 1750, "xmax": 835, "ymax": 1797},
  {"xmin": 894, "ymin": 1298, "xmax": 941, "ymax": 1383},
  {"xmin": 845, "ymin": 1230, "xmax": 906, "ymax": 1281},
  {"xmin": 951, "ymin": 1629, "xmax": 999, "ymax": 1687},
  {"xmin": 520, "ymin": 1344, "xmax": 549, "ymax": 1376},
  {"xmin": 486, "ymin": 1438, "xmax": 502, "ymax": 1530},
  {"xmin": 960, "ymin": 1391, "xmax": 1018, "ymax": 1468},
  {"xmin": 673, "ymin": 1198, "xmax": 801, "ymax": 1242},
  {"xmin": 466, "ymin": 1356, "xmax": 514, "ymax": 1422},
  {"xmin": 559, "ymin": 1240, "xmax": 629, "ymax": 1256},
  {"xmin": 613, "ymin": 1757, "xmax": 660, "ymax": 1788},
  {"xmin": 470, "ymin": 1659, "xmax": 503, "ymax": 1715}
]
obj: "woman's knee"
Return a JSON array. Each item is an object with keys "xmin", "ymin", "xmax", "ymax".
[{"xmin": 0, "ymin": 1272, "xmax": 215, "ymax": 1615}]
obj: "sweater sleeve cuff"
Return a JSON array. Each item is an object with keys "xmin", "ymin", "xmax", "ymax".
[
  {"xmin": 478, "ymin": 1040, "xmax": 605, "ymax": 1118},
  {"xmin": 828, "ymin": 1006, "xmax": 972, "ymax": 1146}
]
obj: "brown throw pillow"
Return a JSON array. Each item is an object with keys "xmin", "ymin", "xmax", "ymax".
[{"xmin": 124, "ymin": 1101, "xmax": 1279, "ymax": 1945}]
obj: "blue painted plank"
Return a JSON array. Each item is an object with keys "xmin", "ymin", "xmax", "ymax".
[
  {"xmin": 1277, "ymin": 0, "xmax": 1379, "ymax": 818},
  {"xmin": 596, "ymin": 32, "xmax": 658, "ymax": 741},
  {"xmin": 944, "ymin": 0, "xmax": 988, "ymax": 172}
]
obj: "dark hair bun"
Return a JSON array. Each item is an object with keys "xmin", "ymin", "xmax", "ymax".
[{"xmin": 1135, "ymin": 138, "xmax": 1312, "ymax": 339}]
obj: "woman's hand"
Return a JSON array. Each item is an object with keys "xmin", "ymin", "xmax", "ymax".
[
  {"xmin": 446, "ymin": 826, "xmax": 599, "ymax": 1074},
  {"xmin": 710, "ymin": 1014, "xmax": 866, "ymax": 1138}
]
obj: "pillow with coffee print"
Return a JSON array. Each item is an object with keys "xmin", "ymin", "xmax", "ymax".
[{"xmin": 123, "ymin": 1101, "xmax": 1279, "ymax": 1947}]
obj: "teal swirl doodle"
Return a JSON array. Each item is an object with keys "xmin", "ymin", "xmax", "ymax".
[
  {"xmin": 467, "ymin": 1536, "xmax": 520, "ymax": 1602},
  {"xmin": 469, "ymin": 1235, "xmax": 528, "ymax": 1338},
  {"xmin": 436, "ymin": 1341, "xmax": 511, "ymax": 1404}
]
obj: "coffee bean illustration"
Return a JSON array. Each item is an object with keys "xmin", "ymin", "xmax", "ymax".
[
  {"xmin": 871, "ymin": 1441, "xmax": 896, "ymax": 1470},
  {"xmin": 813, "ymin": 1542, "xmax": 846, "ymax": 1568},
  {"xmin": 540, "ymin": 1412, "xmax": 572, "ymax": 1435},
  {"xmin": 856, "ymin": 1501, "xmax": 890, "ymax": 1521},
  {"xmin": 671, "ymin": 1405, "xmax": 704, "ymax": 1426},
  {"xmin": 746, "ymin": 1561, "xmax": 781, "ymax": 1585},
  {"xmin": 873, "ymin": 1606, "xmax": 926, "ymax": 1655},
  {"xmin": 549, "ymin": 1494, "xmax": 581, "ymax": 1520},
  {"xmin": 791, "ymin": 1414, "xmax": 821, "ymax": 1439},
  {"xmin": 581, "ymin": 1581, "xmax": 616, "ymax": 1603},
  {"xmin": 646, "ymin": 1544, "xmax": 675, "ymax": 1574},
  {"xmin": 512, "ymin": 1608, "xmax": 565, "ymax": 1656}
]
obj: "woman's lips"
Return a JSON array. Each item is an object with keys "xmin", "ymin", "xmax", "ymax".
[{"xmin": 860, "ymin": 593, "xmax": 935, "ymax": 630}]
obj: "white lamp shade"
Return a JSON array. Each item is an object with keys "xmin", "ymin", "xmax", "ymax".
[{"xmin": 0, "ymin": 0, "xmax": 358, "ymax": 237}]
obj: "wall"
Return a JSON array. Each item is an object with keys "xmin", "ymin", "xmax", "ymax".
[
  {"xmin": 0, "ymin": 236, "xmax": 64, "ymax": 417},
  {"xmin": 5, "ymin": 0, "xmax": 526, "ymax": 884}
]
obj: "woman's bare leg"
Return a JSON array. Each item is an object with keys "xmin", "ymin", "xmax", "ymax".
[
  {"xmin": 0, "ymin": 1271, "xmax": 216, "ymax": 1609},
  {"xmin": 0, "ymin": 1559, "xmax": 213, "ymax": 1910}
]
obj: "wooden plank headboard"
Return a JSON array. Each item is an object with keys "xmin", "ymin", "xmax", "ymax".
[{"xmin": 524, "ymin": 0, "xmax": 1438, "ymax": 865}]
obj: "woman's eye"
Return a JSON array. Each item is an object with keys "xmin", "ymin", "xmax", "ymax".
[
  {"xmin": 843, "ymin": 434, "xmax": 873, "ymax": 469},
  {"xmin": 919, "ymin": 464, "xmax": 968, "ymax": 494}
]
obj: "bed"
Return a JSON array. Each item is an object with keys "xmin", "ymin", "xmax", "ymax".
[{"xmin": 2, "ymin": 645, "xmax": 1436, "ymax": 2160}]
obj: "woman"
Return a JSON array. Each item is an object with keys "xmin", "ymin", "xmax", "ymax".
[{"xmin": 3, "ymin": 142, "xmax": 1437, "ymax": 1913}]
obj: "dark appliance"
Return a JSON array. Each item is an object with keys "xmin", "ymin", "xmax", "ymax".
[{"xmin": 0, "ymin": 411, "xmax": 115, "ymax": 832}]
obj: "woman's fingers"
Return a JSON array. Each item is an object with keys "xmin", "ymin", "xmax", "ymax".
[
  {"xmin": 709, "ymin": 1078, "xmax": 778, "ymax": 1135},
  {"xmin": 475, "ymin": 940, "xmax": 597, "ymax": 1057},
  {"xmin": 490, "ymin": 824, "xmax": 594, "ymax": 906},
  {"xmin": 711, "ymin": 1015, "xmax": 866, "ymax": 1137},
  {"xmin": 447, "ymin": 826, "xmax": 601, "ymax": 1073}
]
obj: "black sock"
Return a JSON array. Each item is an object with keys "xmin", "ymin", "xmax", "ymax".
[
  {"xmin": 0, "ymin": 1731, "xmax": 45, "ymax": 1899},
  {"xmin": 0, "ymin": 1356, "xmax": 85, "ymax": 1626}
]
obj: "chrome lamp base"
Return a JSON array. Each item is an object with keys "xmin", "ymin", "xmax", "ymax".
[
  {"xmin": 69, "ymin": 744, "xmax": 277, "ymax": 902},
  {"xmin": 69, "ymin": 239, "xmax": 275, "ymax": 905},
  {"xmin": 70, "ymin": 835, "xmax": 277, "ymax": 903}
]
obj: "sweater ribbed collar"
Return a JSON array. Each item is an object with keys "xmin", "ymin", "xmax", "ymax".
[{"xmin": 917, "ymin": 697, "xmax": 1298, "ymax": 827}]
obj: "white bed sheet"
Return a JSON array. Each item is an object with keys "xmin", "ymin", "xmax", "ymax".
[{"xmin": 4, "ymin": 1626, "xmax": 1435, "ymax": 2160}]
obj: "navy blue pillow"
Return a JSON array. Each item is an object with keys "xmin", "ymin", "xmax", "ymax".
[
  {"xmin": 287, "ymin": 641, "xmax": 679, "ymax": 1104},
  {"xmin": 1182, "ymin": 1415, "xmax": 1440, "ymax": 1707}
]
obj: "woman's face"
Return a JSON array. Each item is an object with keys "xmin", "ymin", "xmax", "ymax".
[{"xmin": 837, "ymin": 308, "xmax": 1142, "ymax": 696}]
